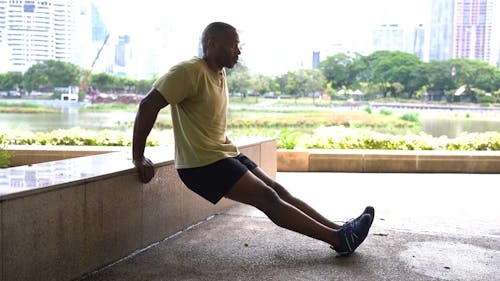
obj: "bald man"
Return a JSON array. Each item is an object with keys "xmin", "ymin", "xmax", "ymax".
[{"xmin": 132, "ymin": 22, "xmax": 374, "ymax": 257}]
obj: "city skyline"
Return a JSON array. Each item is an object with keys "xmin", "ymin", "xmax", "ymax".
[
  {"xmin": 2, "ymin": 0, "xmax": 500, "ymax": 79},
  {"xmin": 95, "ymin": 0, "xmax": 434, "ymax": 76}
]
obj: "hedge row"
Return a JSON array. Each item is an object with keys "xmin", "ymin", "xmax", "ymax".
[
  {"xmin": 0, "ymin": 128, "xmax": 157, "ymax": 146},
  {"xmin": 1, "ymin": 127, "xmax": 499, "ymax": 151},
  {"xmin": 301, "ymin": 126, "xmax": 500, "ymax": 151}
]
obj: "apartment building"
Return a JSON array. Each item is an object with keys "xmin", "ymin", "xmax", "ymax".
[{"xmin": 0, "ymin": 0, "xmax": 79, "ymax": 73}]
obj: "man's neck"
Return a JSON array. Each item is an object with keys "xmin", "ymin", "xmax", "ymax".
[{"xmin": 203, "ymin": 56, "xmax": 222, "ymax": 73}]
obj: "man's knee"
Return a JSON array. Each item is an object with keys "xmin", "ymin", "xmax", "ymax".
[
  {"xmin": 226, "ymin": 173, "xmax": 281, "ymax": 208},
  {"xmin": 251, "ymin": 185, "xmax": 282, "ymax": 210},
  {"xmin": 264, "ymin": 181, "xmax": 294, "ymax": 203}
]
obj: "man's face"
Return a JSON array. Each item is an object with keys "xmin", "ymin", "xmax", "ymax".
[{"xmin": 214, "ymin": 29, "xmax": 240, "ymax": 69}]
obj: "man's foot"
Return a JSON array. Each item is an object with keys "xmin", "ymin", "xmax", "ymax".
[
  {"xmin": 330, "ymin": 206, "xmax": 375, "ymax": 252},
  {"xmin": 332, "ymin": 213, "xmax": 372, "ymax": 256},
  {"xmin": 360, "ymin": 206, "xmax": 375, "ymax": 227}
]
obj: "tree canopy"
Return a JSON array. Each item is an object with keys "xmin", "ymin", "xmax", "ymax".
[
  {"xmin": 0, "ymin": 72, "xmax": 23, "ymax": 91},
  {"xmin": 2, "ymin": 51, "xmax": 500, "ymax": 104},
  {"xmin": 23, "ymin": 60, "xmax": 82, "ymax": 92}
]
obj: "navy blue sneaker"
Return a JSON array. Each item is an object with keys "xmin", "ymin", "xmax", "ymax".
[
  {"xmin": 359, "ymin": 206, "xmax": 375, "ymax": 227},
  {"xmin": 330, "ymin": 206, "xmax": 375, "ymax": 251},
  {"xmin": 333, "ymin": 213, "xmax": 372, "ymax": 256}
]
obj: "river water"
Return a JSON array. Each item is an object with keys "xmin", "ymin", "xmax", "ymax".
[{"xmin": 1, "ymin": 100, "xmax": 500, "ymax": 138}]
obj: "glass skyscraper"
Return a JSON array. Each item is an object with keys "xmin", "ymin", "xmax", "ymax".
[{"xmin": 429, "ymin": 0, "xmax": 454, "ymax": 61}]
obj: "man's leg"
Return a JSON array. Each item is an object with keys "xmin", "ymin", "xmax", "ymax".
[
  {"xmin": 225, "ymin": 170, "xmax": 342, "ymax": 247},
  {"xmin": 250, "ymin": 167, "xmax": 341, "ymax": 230}
]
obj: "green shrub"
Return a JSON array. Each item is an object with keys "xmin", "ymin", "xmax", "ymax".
[
  {"xmin": 364, "ymin": 106, "xmax": 372, "ymax": 114},
  {"xmin": 0, "ymin": 102, "xmax": 57, "ymax": 113},
  {"xmin": 477, "ymin": 95, "xmax": 496, "ymax": 104},
  {"xmin": 3, "ymin": 126, "xmax": 500, "ymax": 152},
  {"xmin": 400, "ymin": 112, "xmax": 419, "ymax": 122},
  {"xmin": 299, "ymin": 126, "xmax": 500, "ymax": 151},
  {"xmin": 81, "ymin": 103, "xmax": 137, "ymax": 111},
  {"xmin": 52, "ymin": 90, "xmax": 63, "ymax": 100},
  {"xmin": 0, "ymin": 146, "xmax": 11, "ymax": 168},
  {"xmin": 379, "ymin": 108, "xmax": 393, "ymax": 116},
  {"xmin": 445, "ymin": 131, "xmax": 500, "ymax": 151},
  {"xmin": 0, "ymin": 128, "xmax": 156, "ymax": 147},
  {"xmin": 276, "ymin": 130, "xmax": 303, "ymax": 149}
]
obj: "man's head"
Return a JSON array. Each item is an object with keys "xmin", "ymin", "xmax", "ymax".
[{"xmin": 201, "ymin": 22, "xmax": 240, "ymax": 70}]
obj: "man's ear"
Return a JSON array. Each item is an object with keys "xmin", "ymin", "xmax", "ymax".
[{"xmin": 207, "ymin": 38, "xmax": 217, "ymax": 51}]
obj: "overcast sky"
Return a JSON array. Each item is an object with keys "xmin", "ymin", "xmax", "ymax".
[{"xmin": 97, "ymin": 0, "xmax": 431, "ymax": 76}]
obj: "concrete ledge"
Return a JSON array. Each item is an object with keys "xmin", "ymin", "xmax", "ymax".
[
  {"xmin": 278, "ymin": 149, "xmax": 500, "ymax": 173},
  {"xmin": 0, "ymin": 139, "xmax": 276, "ymax": 281},
  {"xmin": 6, "ymin": 145, "xmax": 129, "ymax": 167}
]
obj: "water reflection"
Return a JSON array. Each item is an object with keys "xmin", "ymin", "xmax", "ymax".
[
  {"xmin": 0, "ymin": 160, "xmax": 76, "ymax": 195},
  {"xmin": 0, "ymin": 151, "xmax": 134, "ymax": 197},
  {"xmin": 1, "ymin": 101, "xmax": 500, "ymax": 138},
  {"xmin": 0, "ymin": 111, "xmax": 172, "ymax": 132},
  {"xmin": 422, "ymin": 117, "xmax": 500, "ymax": 138}
]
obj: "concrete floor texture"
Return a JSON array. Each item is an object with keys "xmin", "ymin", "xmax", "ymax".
[{"xmin": 81, "ymin": 172, "xmax": 500, "ymax": 281}]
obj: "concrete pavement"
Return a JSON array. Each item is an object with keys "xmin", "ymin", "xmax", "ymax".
[{"xmin": 81, "ymin": 172, "xmax": 500, "ymax": 281}]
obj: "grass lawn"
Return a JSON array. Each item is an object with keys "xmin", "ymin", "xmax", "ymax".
[{"xmin": 0, "ymin": 102, "xmax": 58, "ymax": 113}]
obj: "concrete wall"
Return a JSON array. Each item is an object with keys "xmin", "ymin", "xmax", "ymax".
[
  {"xmin": 278, "ymin": 149, "xmax": 500, "ymax": 173},
  {"xmin": 9, "ymin": 145, "xmax": 500, "ymax": 174},
  {"xmin": 0, "ymin": 139, "xmax": 276, "ymax": 281}
]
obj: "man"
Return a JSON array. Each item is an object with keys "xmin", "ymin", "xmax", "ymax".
[{"xmin": 132, "ymin": 22, "xmax": 374, "ymax": 256}]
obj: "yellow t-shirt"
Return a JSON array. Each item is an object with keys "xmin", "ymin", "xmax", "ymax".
[{"xmin": 153, "ymin": 57, "xmax": 239, "ymax": 168}]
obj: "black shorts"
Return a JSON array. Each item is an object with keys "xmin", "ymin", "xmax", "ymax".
[{"xmin": 177, "ymin": 153, "xmax": 258, "ymax": 204}]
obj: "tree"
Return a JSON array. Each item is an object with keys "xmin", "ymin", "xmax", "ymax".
[
  {"xmin": 89, "ymin": 72, "xmax": 119, "ymax": 92},
  {"xmin": 252, "ymin": 74, "xmax": 275, "ymax": 101},
  {"xmin": 459, "ymin": 59, "xmax": 500, "ymax": 93},
  {"xmin": 227, "ymin": 70, "xmax": 252, "ymax": 98},
  {"xmin": 281, "ymin": 69, "xmax": 326, "ymax": 103},
  {"xmin": 426, "ymin": 60, "xmax": 455, "ymax": 91},
  {"xmin": 23, "ymin": 60, "xmax": 81, "ymax": 93},
  {"xmin": 405, "ymin": 64, "xmax": 428, "ymax": 99},
  {"xmin": 117, "ymin": 76, "xmax": 136, "ymax": 93},
  {"xmin": 134, "ymin": 76, "xmax": 157, "ymax": 95},
  {"xmin": 227, "ymin": 60, "xmax": 253, "ymax": 98},
  {"xmin": 371, "ymin": 51, "xmax": 424, "ymax": 98},
  {"xmin": 226, "ymin": 58, "xmax": 249, "ymax": 76},
  {"xmin": 281, "ymin": 71, "xmax": 301, "ymax": 100},
  {"xmin": 355, "ymin": 51, "xmax": 393, "ymax": 84},
  {"xmin": 0, "ymin": 72, "xmax": 23, "ymax": 92},
  {"xmin": 301, "ymin": 68, "xmax": 326, "ymax": 103},
  {"xmin": 319, "ymin": 53, "xmax": 356, "ymax": 89}
]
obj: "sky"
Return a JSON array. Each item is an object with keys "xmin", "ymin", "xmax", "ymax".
[{"xmin": 96, "ymin": 0, "xmax": 431, "ymax": 76}]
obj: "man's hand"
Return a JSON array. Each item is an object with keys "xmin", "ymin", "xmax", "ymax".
[{"xmin": 133, "ymin": 157, "xmax": 155, "ymax": 183}]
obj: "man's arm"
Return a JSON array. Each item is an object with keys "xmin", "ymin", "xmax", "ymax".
[{"xmin": 132, "ymin": 88, "xmax": 169, "ymax": 183}]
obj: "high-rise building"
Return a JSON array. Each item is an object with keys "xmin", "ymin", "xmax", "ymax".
[
  {"xmin": 452, "ymin": 0, "xmax": 498, "ymax": 65},
  {"xmin": 428, "ymin": 0, "xmax": 454, "ymax": 61},
  {"xmin": 372, "ymin": 23, "xmax": 426, "ymax": 60},
  {"xmin": 85, "ymin": 1, "xmax": 114, "ymax": 75},
  {"xmin": 0, "ymin": 0, "xmax": 79, "ymax": 73},
  {"xmin": 90, "ymin": 2, "xmax": 106, "ymax": 43},
  {"xmin": 312, "ymin": 51, "xmax": 320, "ymax": 68},
  {"xmin": 413, "ymin": 24, "xmax": 427, "ymax": 60},
  {"xmin": 0, "ymin": 0, "xmax": 6, "ymax": 44},
  {"xmin": 115, "ymin": 35, "xmax": 130, "ymax": 67}
]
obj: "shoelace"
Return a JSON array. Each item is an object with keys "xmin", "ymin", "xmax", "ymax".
[{"xmin": 341, "ymin": 219, "xmax": 360, "ymax": 252}]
